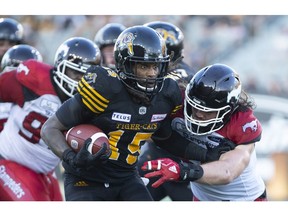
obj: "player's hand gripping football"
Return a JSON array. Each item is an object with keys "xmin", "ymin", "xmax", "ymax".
[
  {"xmin": 62, "ymin": 138, "xmax": 111, "ymax": 169},
  {"xmin": 141, "ymin": 158, "xmax": 203, "ymax": 188}
]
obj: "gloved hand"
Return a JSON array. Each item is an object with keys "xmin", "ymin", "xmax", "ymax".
[
  {"xmin": 141, "ymin": 158, "xmax": 181, "ymax": 188},
  {"xmin": 62, "ymin": 138, "xmax": 111, "ymax": 169},
  {"xmin": 141, "ymin": 158, "xmax": 203, "ymax": 188},
  {"xmin": 205, "ymin": 137, "xmax": 236, "ymax": 162}
]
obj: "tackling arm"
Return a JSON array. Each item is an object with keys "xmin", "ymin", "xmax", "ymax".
[
  {"xmin": 197, "ymin": 143, "xmax": 253, "ymax": 185},
  {"xmin": 152, "ymin": 129, "xmax": 236, "ymax": 163},
  {"xmin": 152, "ymin": 129, "xmax": 208, "ymax": 162},
  {"xmin": 142, "ymin": 143, "xmax": 253, "ymax": 187}
]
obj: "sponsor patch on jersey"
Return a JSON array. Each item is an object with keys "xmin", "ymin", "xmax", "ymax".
[
  {"xmin": 40, "ymin": 99, "xmax": 59, "ymax": 113},
  {"xmin": 151, "ymin": 114, "xmax": 167, "ymax": 122},
  {"xmin": 112, "ymin": 112, "xmax": 131, "ymax": 122}
]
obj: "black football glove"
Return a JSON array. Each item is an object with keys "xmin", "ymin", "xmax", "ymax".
[
  {"xmin": 205, "ymin": 137, "xmax": 236, "ymax": 162},
  {"xmin": 62, "ymin": 138, "xmax": 111, "ymax": 169}
]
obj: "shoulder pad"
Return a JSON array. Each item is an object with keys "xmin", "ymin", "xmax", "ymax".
[
  {"xmin": 77, "ymin": 66, "xmax": 121, "ymax": 114},
  {"xmin": 16, "ymin": 59, "xmax": 55, "ymax": 95}
]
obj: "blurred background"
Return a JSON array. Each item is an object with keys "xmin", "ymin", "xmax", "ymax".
[{"xmin": 2, "ymin": 15, "xmax": 288, "ymax": 201}]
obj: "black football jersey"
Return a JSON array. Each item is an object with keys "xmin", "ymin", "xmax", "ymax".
[
  {"xmin": 57, "ymin": 66, "xmax": 182, "ymax": 183},
  {"xmin": 169, "ymin": 60, "xmax": 196, "ymax": 82}
]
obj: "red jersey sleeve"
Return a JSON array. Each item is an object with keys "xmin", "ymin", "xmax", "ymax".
[
  {"xmin": 218, "ymin": 109, "xmax": 262, "ymax": 145},
  {"xmin": 0, "ymin": 70, "xmax": 25, "ymax": 106},
  {"xmin": 16, "ymin": 59, "xmax": 56, "ymax": 96}
]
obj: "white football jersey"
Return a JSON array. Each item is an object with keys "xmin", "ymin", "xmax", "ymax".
[
  {"xmin": 0, "ymin": 94, "xmax": 61, "ymax": 174},
  {"xmin": 172, "ymin": 117, "xmax": 266, "ymax": 201}
]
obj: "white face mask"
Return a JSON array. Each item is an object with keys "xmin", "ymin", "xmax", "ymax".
[{"xmin": 54, "ymin": 60, "xmax": 90, "ymax": 98}]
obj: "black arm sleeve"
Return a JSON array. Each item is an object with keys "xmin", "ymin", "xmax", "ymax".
[
  {"xmin": 56, "ymin": 94, "xmax": 92, "ymax": 128},
  {"xmin": 152, "ymin": 129, "xmax": 207, "ymax": 162}
]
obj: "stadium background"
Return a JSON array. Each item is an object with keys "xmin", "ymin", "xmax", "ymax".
[{"xmin": 3, "ymin": 15, "xmax": 288, "ymax": 201}]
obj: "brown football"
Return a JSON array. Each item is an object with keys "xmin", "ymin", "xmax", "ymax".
[{"xmin": 65, "ymin": 124, "xmax": 110, "ymax": 155}]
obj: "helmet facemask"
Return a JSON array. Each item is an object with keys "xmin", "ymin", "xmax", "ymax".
[
  {"xmin": 53, "ymin": 37, "xmax": 101, "ymax": 98},
  {"xmin": 183, "ymin": 63, "xmax": 242, "ymax": 135},
  {"xmin": 119, "ymin": 55, "xmax": 169, "ymax": 99},
  {"xmin": 184, "ymin": 94, "xmax": 232, "ymax": 135},
  {"xmin": 54, "ymin": 58, "xmax": 91, "ymax": 98}
]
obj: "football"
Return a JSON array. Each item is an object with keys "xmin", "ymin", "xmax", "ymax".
[{"xmin": 65, "ymin": 124, "xmax": 110, "ymax": 155}]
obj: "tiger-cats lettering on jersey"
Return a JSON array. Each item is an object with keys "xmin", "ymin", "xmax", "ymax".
[{"xmin": 115, "ymin": 123, "xmax": 158, "ymax": 131}]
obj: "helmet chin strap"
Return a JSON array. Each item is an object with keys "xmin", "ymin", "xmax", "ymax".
[{"xmin": 136, "ymin": 82, "xmax": 155, "ymax": 92}]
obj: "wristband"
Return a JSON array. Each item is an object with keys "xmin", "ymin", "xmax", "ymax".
[{"xmin": 179, "ymin": 161, "xmax": 204, "ymax": 181}]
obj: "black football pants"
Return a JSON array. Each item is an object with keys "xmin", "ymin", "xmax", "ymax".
[{"xmin": 63, "ymin": 172, "xmax": 153, "ymax": 201}]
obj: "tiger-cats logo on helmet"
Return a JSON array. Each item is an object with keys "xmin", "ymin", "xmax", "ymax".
[
  {"xmin": 155, "ymin": 29, "xmax": 176, "ymax": 43},
  {"xmin": 118, "ymin": 32, "xmax": 136, "ymax": 56}
]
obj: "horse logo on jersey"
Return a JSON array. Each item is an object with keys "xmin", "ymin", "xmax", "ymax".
[
  {"xmin": 17, "ymin": 63, "xmax": 29, "ymax": 75},
  {"xmin": 118, "ymin": 32, "xmax": 136, "ymax": 56},
  {"xmin": 242, "ymin": 119, "xmax": 258, "ymax": 133}
]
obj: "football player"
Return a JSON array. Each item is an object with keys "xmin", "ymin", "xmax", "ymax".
[
  {"xmin": 94, "ymin": 23, "xmax": 126, "ymax": 69},
  {"xmin": 0, "ymin": 37, "xmax": 101, "ymax": 201},
  {"xmin": 0, "ymin": 18, "xmax": 24, "ymax": 62},
  {"xmin": 41, "ymin": 25, "xmax": 184, "ymax": 201},
  {"xmin": 142, "ymin": 64, "xmax": 267, "ymax": 201},
  {"xmin": 41, "ymin": 25, "xmax": 231, "ymax": 201},
  {"xmin": 137, "ymin": 21, "xmax": 196, "ymax": 201},
  {"xmin": 0, "ymin": 44, "xmax": 43, "ymax": 132}
]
